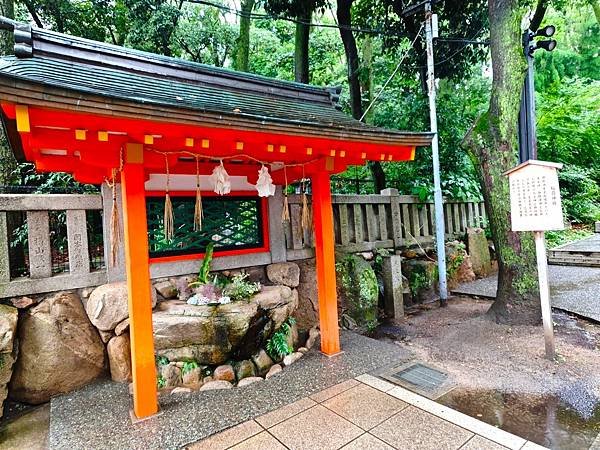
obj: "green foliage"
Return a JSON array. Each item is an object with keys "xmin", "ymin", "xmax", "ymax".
[
  {"xmin": 196, "ymin": 242, "xmax": 214, "ymax": 285},
  {"xmin": 545, "ymin": 226, "xmax": 593, "ymax": 249},
  {"xmin": 409, "ymin": 271, "xmax": 431, "ymax": 298},
  {"xmin": 266, "ymin": 317, "xmax": 295, "ymax": 360},
  {"xmin": 336, "ymin": 254, "xmax": 379, "ymax": 332},
  {"xmin": 156, "ymin": 355, "xmax": 169, "ymax": 367},
  {"xmin": 446, "ymin": 242, "xmax": 466, "ymax": 280},
  {"xmin": 222, "ymin": 273, "xmax": 261, "ymax": 301},
  {"xmin": 157, "ymin": 375, "xmax": 166, "ymax": 389},
  {"xmin": 558, "ymin": 166, "xmax": 600, "ymax": 224},
  {"xmin": 182, "ymin": 361, "xmax": 199, "ymax": 375}
]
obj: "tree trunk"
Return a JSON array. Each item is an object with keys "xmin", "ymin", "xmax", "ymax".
[
  {"xmin": 589, "ymin": 0, "xmax": 600, "ymax": 23},
  {"xmin": 0, "ymin": 0, "xmax": 15, "ymax": 186},
  {"xmin": 294, "ymin": 6, "xmax": 312, "ymax": 83},
  {"xmin": 234, "ymin": 0, "xmax": 255, "ymax": 72},
  {"xmin": 463, "ymin": 0, "xmax": 541, "ymax": 325},
  {"xmin": 336, "ymin": 0, "xmax": 362, "ymax": 120}
]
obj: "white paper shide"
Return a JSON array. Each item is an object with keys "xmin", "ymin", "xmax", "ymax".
[
  {"xmin": 255, "ymin": 165, "xmax": 276, "ymax": 197},
  {"xmin": 210, "ymin": 161, "xmax": 231, "ymax": 195}
]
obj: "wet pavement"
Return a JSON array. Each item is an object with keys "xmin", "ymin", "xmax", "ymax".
[
  {"xmin": 453, "ymin": 266, "xmax": 600, "ymax": 322},
  {"xmin": 438, "ymin": 388, "xmax": 600, "ymax": 450}
]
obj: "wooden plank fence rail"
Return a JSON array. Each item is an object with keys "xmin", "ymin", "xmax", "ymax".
[
  {"xmin": 0, "ymin": 194, "xmax": 107, "ymax": 298},
  {"xmin": 285, "ymin": 190, "xmax": 486, "ymax": 259},
  {"xmin": 0, "ymin": 191, "xmax": 485, "ymax": 298}
]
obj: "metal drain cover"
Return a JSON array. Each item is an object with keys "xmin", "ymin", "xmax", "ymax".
[{"xmin": 379, "ymin": 362, "xmax": 452, "ymax": 399}]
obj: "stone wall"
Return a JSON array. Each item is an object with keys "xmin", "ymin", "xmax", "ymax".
[{"xmin": 0, "ymin": 304, "xmax": 17, "ymax": 417}]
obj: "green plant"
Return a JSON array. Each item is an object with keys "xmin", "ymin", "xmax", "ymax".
[
  {"xmin": 266, "ymin": 317, "xmax": 295, "ymax": 360},
  {"xmin": 193, "ymin": 242, "xmax": 215, "ymax": 286},
  {"xmin": 222, "ymin": 273, "xmax": 261, "ymax": 301},
  {"xmin": 446, "ymin": 242, "xmax": 466, "ymax": 280},
  {"xmin": 156, "ymin": 355, "xmax": 169, "ymax": 367},
  {"xmin": 157, "ymin": 375, "xmax": 166, "ymax": 389},
  {"xmin": 182, "ymin": 361, "xmax": 199, "ymax": 375},
  {"xmin": 409, "ymin": 271, "xmax": 431, "ymax": 298}
]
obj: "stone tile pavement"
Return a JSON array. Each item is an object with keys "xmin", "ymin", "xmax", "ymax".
[{"xmin": 187, "ymin": 374, "xmax": 548, "ymax": 450}]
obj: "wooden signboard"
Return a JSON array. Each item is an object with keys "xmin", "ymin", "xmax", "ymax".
[{"xmin": 505, "ymin": 160, "xmax": 564, "ymax": 361}]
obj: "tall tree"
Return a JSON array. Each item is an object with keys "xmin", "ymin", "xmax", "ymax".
[
  {"xmin": 234, "ymin": 0, "xmax": 255, "ymax": 71},
  {"xmin": 263, "ymin": 0, "xmax": 326, "ymax": 83},
  {"xmin": 463, "ymin": 0, "xmax": 543, "ymax": 325}
]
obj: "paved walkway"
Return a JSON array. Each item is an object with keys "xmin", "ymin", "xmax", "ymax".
[
  {"xmin": 453, "ymin": 265, "xmax": 600, "ymax": 322},
  {"xmin": 188, "ymin": 374, "xmax": 546, "ymax": 450}
]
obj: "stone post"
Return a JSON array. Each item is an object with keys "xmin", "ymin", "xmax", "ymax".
[
  {"xmin": 268, "ymin": 186, "xmax": 287, "ymax": 263},
  {"xmin": 382, "ymin": 255, "xmax": 404, "ymax": 320},
  {"xmin": 381, "ymin": 188, "xmax": 403, "ymax": 249}
]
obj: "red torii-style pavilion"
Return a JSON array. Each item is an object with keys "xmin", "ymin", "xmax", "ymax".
[{"xmin": 0, "ymin": 18, "xmax": 433, "ymax": 419}]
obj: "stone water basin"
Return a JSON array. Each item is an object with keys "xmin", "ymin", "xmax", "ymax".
[{"xmin": 152, "ymin": 285, "xmax": 298, "ymax": 365}]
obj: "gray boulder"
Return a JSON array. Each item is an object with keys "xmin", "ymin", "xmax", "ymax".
[
  {"xmin": 10, "ymin": 292, "xmax": 106, "ymax": 404},
  {"xmin": 86, "ymin": 281, "xmax": 157, "ymax": 331},
  {"xmin": 107, "ymin": 334, "xmax": 132, "ymax": 383}
]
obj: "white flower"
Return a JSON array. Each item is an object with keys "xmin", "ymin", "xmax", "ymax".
[
  {"xmin": 255, "ymin": 165, "xmax": 276, "ymax": 197},
  {"xmin": 210, "ymin": 161, "xmax": 231, "ymax": 195}
]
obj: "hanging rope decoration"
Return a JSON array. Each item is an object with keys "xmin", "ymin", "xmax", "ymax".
[
  {"xmin": 163, "ymin": 154, "xmax": 174, "ymax": 242},
  {"xmin": 281, "ymin": 165, "xmax": 290, "ymax": 223},
  {"xmin": 193, "ymin": 156, "xmax": 203, "ymax": 231},
  {"xmin": 301, "ymin": 165, "xmax": 310, "ymax": 233},
  {"xmin": 106, "ymin": 168, "xmax": 122, "ymax": 268}
]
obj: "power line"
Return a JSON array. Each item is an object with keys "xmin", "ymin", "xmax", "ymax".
[{"xmin": 184, "ymin": 0, "xmax": 403, "ymax": 36}]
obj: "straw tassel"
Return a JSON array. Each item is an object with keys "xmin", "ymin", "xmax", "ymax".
[
  {"xmin": 300, "ymin": 167, "xmax": 310, "ymax": 233},
  {"xmin": 163, "ymin": 155, "xmax": 174, "ymax": 241},
  {"xmin": 193, "ymin": 156, "xmax": 203, "ymax": 231},
  {"xmin": 281, "ymin": 165, "xmax": 290, "ymax": 223},
  {"xmin": 108, "ymin": 171, "xmax": 122, "ymax": 267}
]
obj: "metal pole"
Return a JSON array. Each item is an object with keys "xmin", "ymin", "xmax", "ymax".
[
  {"xmin": 525, "ymin": 52, "xmax": 537, "ymax": 160},
  {"xmin": 534, "ymin": 230, "xmax": 555, "ymax": 360},
  {"xmin": 424, "ymin": 1, "xmax": 448, "ymax": 304}
]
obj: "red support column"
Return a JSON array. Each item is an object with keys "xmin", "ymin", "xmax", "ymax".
[
  {"xmin": 120, "ymin": 144, "xmax": 158, "ymax": 419},
  {"xmin": 311, "ymin": 171, "xmax": 341, "ymax": 355}
]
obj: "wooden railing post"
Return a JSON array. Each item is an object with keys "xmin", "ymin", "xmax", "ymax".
[{"xmin": 381, "ymin": 188, "xmax": 402, "ymax": 248}]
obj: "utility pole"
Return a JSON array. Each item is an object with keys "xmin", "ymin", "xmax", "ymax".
[
  {"xmin": 401, "ymin": 0, "xmax": 447, "ymax": 305},
  {"xmin": 424, "ymin": 1, "xmax": 448, "ymax": 304}
]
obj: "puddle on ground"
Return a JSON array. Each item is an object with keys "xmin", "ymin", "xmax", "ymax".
[{"xmin": 437, "ymin": 388, "xmax": 600, "ymax": 449}]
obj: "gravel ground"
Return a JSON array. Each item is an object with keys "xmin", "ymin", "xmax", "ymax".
[{"xmin": 388, "ymin": 298, "xmax": 600, "ymax": 401}]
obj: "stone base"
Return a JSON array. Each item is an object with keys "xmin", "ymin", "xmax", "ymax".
[{"xmin": 129, "ymin": 407, "xmax": 163, "ymax": 424}]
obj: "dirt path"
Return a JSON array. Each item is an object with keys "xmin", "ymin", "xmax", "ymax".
[{"xmin": 385, "ymin": 298, "xmax": 600, "ymax": 401}]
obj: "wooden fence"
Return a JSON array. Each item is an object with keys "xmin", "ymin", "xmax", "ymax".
[
  {"xmin": 284, "ymin": 190, "xmax": 486, "ymax": 260},
  {"xmin": 0, "ymin": 191, "xmax": 485, "ymax": 298}
]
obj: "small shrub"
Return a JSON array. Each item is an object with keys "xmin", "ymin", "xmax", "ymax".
[
  {"xmin": 182, "ymin": 361, "xmax": 199, "ymax": 376},
  {"xmin": 156, "ymin": 355, "xmax": 169, "ymax": 367},
  {"xmin": 266, "ymin": 317, "xmax": 295, "ymax": 360},
  {"xmin": 157, "ymin": 375, "xmax": 166, "ymax": 389},
  {"xmin": 222, "ymin": 273, "xmax": 261, "ymax": 301}
]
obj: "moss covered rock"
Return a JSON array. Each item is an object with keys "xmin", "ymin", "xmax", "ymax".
[{"xmin": 336, "ymin": 255, "xmax": 379, "ymax": 332}]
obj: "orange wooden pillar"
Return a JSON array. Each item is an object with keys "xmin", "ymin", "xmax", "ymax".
[
  {"xmin": 311, "ymin": 170, "xmax": 341, "ymax": 355},
  {"xmin": 120, "ymin": 143, "xmax": 159, "ymax": 419}
]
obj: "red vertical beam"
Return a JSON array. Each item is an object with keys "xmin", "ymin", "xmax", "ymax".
[
  {"xmin": 120, "ymin": 144, "xmax": 158, "ymax": 419},
  {"xmin": 311, "ymin": 171, "xmax": 341, "ymax": 355}
]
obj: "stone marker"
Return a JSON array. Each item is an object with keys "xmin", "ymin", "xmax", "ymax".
[
  {"xmin": 466, "ymin": 227, "xmax": 492, "ymax": 277},
  {"xmin": 382, "ymin": 255, "xmax": 404, "ymax": 320}
]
